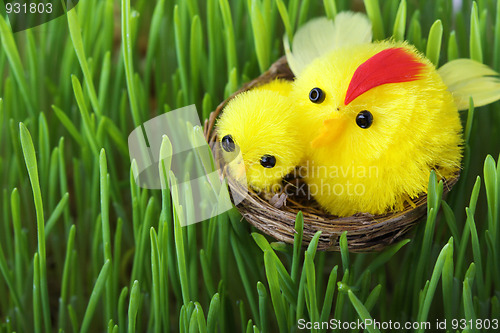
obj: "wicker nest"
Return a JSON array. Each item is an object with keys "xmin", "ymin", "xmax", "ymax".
[{"xmin": 204, "ymin": 56, "xmax": 459, "ymax": 252}]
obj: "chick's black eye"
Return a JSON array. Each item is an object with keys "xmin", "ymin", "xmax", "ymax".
[
  {"xmin": 260, "ymin": 155, "xmax": 276, "ymax": 168},
  {"xmin": 356, "ymin": 110, "xmax": 373, "ymax": 129},
  {"xmin": 221, "ymin": 135, "xmax": 235, "ymax": 152},
  {"xmin": 309, "ymin": 88, "xmax": 325, "ymax": 104}
]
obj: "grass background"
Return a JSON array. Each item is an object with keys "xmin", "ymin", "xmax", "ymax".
[{"xmin": 0, "ymin": 0, "xmax": 499, "ymax": 332}]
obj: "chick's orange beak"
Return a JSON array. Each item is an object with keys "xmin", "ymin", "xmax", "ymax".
[{"xmin": 311, "ymin": 116, "xmax": 347, "ymax": 148}]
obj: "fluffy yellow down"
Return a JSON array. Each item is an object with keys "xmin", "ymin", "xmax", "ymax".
[
  {"xmin": 216, "ymin": 80, "xmax": 305, "ymax": 192},
  {"xmin": 292, "ymin": 41, "xmax": 463, "ymax": 216}
]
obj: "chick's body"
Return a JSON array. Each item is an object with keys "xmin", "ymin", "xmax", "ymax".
[
  {"xmin": 216, "ymin": 80, "xmax": 305, "ymax": 192},
  {"xmin": 293, "ymin": 42, "xmax": 462, "ymax": 216}
]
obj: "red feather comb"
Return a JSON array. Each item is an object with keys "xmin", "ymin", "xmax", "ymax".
[{"xmin": 344, "ymin": 47, "xmax": 426, "ymax": 106}]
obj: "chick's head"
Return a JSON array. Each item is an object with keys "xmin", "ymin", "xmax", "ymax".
[
  {"xmin": 216, "ymin": 80, "xmax": 303, "ymax": 192},
  {"xmin": 293, "ymin": 41, "xmax": 462, "ymax": 168}
]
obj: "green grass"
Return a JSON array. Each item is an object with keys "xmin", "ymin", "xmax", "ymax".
[{"xmin": 0, "ymin": 0, "xmax": 499, "ymax": 332}]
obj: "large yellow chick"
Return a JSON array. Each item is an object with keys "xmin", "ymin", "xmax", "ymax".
[
  {"xmin": 216, "ymin": 80, "xmax": 304, "ymax": 192},
  {"xmin": 292, "ymin": 40, "xmax": 500, "ymax": 216}
]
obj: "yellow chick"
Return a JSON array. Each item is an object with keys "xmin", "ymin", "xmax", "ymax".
[
  {"xmin": 292, "ymin": 40, "xmax": 500, "ymax": 216},
  {"xmin": 216, "ymin": 80, "xmax": 304, "ymax": 192}
]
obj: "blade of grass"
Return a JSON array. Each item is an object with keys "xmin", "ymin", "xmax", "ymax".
[
  {"xmin": 193, "ymin": 302, "xmax": 208, "ymax": 333},
  {"xmin": 470, "ymin": 1, "xmax": 483, "ymax": 63},
  {"xmin": 465, "ymin": 205, "xmax": 485, "ymax": 298},
  {"xmin": 463, "ymin": 266, "xmax": 478, "ymax": 333},
  {"xmin": 442, "ymin": 235, "xmax": 454, "ymax": 325},
  {"xmin": 150, "ymin": 228, "xmax": 161, "ymax": 333},
  {"xmin": 339, "ymin": 231, "xmax": 349, "ymax": 272},
  {"xmin": 250, "ymin": 0, "xmax": 271, "ymax": 72},
  {"xmin": 121, "ymin": 0, "xmax": 142, "ymax": 126},
  {"xmin": 47, "ymin": 147, "xmax": 60, "ymax": 212},
  {"xmin": 131, "ymin": 196, "xmax": 155, "ymax": 283},
  {"xmin": 297, "ymin": 231, "xmax": 322, "ymax": 321},
  {"xmin": 323, "ymin": 0, "xmax": 337, "ymax": 20},
  {"xmin": 297, "ymin": 0, "xmax": 311, "ymax": 27},
  {"xmin": 238, "ymin": 301, "xmax": 246, "ymax": 333},
  {"xmin": 51, "ymin": 105, "xmax": 85, "ymax": 146},
  {"xmin": 219, "ymin": 0, "xmax": 238, "ymax": 76},
  {"xmin": 38, "ymin": 113, "xmax": 50, "ymax": 193},
  {"xmin": 128, "ymin": 280, "xmax": 141, "ymax": 333},
  {"xmin": 257, "ymin": 282, "xmax": 268, "ymax": 333},
  {"xmin": 415, "ymin": 172, "xmax": 442, "ymax": 296},
  {"xmin": 491, "ymin": 296, "xmax": 500, "ymax": 321},
  {"xmin": 80, "ymin": 260, "xmax": 111, "ymax": 333},
  {"xmin": 207, "ymin": 0, "xmax": 221, "ymax": 97},
  {"xmin": 33, "ymin": 253, "xmax": 41, "ymax": 333},
  {"xmin": 442, "ymin": 201, "xmax": 460, "ymax": 248},
  {"xmin": 230, "ymin": 232, "xmax": 259, "ymax": 324},
  {"xmin": 426, "ymin": 19, "xmax": 443, "ymax": 66},
  {"xmin": 447, "ymin": 31, "xmax": 459, "ymax": 60},
  {"xmin": 304, "ymin": 251, "xmax": 318, "ymax": 331},
  {"xmin": 0, "ymin": 237, "xmax": 22, "ymax": 311},
  {"xmin": 288, "ymin": 0, "xmax": 300, "ymax": 31},
  {"xmin": 199, "ymin": 249, "xmax": 215, "ymax": 297},
  {"xmin": 174, "ymin": 5, "xmax": 189, "ymax": 107},
  {"xmin": 170, "ymin": 172, "xmax": 190, "ymax": 305},
  {"xmin": 0, "ymin": 15, "xmax": 34, "ymax": 115},
  {"xmin": 252, "ymin": 233, "xmax": 297, "ymax": 305},
  {"xmin": 98, "ymin": 51, "xmax": 111, "ymax": 110},
  {"xmin": 334, "ymin": 269, "xmax": 349, "ymax": 320},
  {"xmin": 71, "ymin": 75, "xmax": 99, "ymax": 155},
  {"xmin": 10, "ymin": 188, "xmax": 27, "ymax": 299},
  {"xmin": 190, "ymin": 15, "xmax": 204, "ymax": 102},
  {"xmin": 364, "ymin": 239, "xmax": 410, "ymax": 277},
  {"xmin": 291, "ymin": 212, "xmax": 304, "ymax": 284},
  {"xmin": 347, "ymin": 290, "xmax": 381, "ymax": 333},
  {"xmin": 224, "ymin": 66, "xmax": 238, "ymax": 98},
  {"xmin": 484, "ymin": 155, "xmax": 498, "ymax": 243},
  {"xmin": 99, "ymin": 149, "xmax": 113, "ymax": 321},
  {"xmin": 207, "ymin": 293, "xmax": 220, "ymax": 333},
  {"xmin": 319, "ymin": 265, "xmax": 338, "ymax": 330},
  {"xmin": 364, "ymin": 284, "xmax": 382, "ymax": 312},
  {"xmin": 144, "ymin": 0, "xmax": 165, "ymax": 95},
  {"xmin": 67, "ymin": 5, "xmax": 102, "ymax": 117},
  {"xmin": 364, "ymin": 0, "xmax": 385, "ymax": 40},
  {"xmin": 19, "ymin": 122, "xmax": 51, "ymax": 332},
  {"xmin": 45, "ymin": 193, "xmax": 70, "ymax": 236},
  {"xmin": 276, "ymin": 0, "xmax": 293, "ymax": 43},
  {"xmin": 392, "ymin": 0, "xmax": 407, "ymax": 41},
  {"xmin": 264, "ymin": 251, "xmax": 288, "ymax": 333},
  {"xmin": 58, "ymin": 225, "xmax": 76, "ymax": 330},
  {"xmin": 118, "ymin": 287, "xmax": 129, "ymax": 332},
  {"xmin": 416, "ymin": 238, "xmax": 452, "ymax": 333},
  {"xmin": 494, "ymin": 0, "xmax": 500, "ymax": 70}
]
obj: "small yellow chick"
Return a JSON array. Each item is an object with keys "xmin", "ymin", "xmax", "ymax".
[
  {"xmin": 292, "ymin": 41, "xmax": 500, "ymax": 216},
  {"xmin": 216, "ymin": 80, "xmax": 304, "ymax": 192}
]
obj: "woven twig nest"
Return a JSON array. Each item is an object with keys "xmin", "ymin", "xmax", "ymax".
[{"xmin": 204, "ymin": 56, "xmax": 459, "ymax": 252}]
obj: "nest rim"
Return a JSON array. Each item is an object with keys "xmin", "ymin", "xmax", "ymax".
[{"xmin": 204, "ymin": 56, "xmax": 459, "ymax": 252}]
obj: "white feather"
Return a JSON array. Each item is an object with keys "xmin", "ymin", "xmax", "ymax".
[
  {"xmin": 438, "ymin": 59, "xmax": 500, "ymax": 110},
  {"xmin": 284, "ymin": 12, "xmax": 372, "ymax": 76}
]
